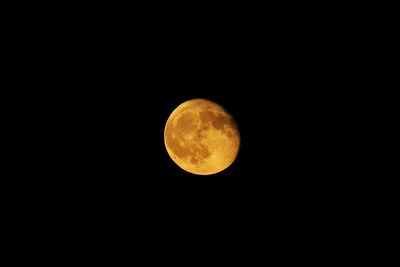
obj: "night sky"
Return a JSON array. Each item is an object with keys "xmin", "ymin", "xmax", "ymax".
[{"xmin": 4, "ymin": 0, "xmax": 367, "ymax": 262}]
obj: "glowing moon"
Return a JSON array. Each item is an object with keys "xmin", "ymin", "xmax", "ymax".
[{"xmin": 164, "ymin": 98, "xmax": 240, "ymax": 175}]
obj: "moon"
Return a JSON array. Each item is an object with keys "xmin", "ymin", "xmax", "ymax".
[{"xmin": 164, "ymin": 98, "xmax": 240, "ymax": 175}]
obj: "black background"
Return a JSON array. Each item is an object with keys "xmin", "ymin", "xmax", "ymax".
[{"xmin": 4, "ymin": 0, "xmax": 369, "ymax": 262}]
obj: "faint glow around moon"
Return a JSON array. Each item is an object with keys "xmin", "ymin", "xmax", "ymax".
[{"xmin": 164, "ymin": 98, "xmax": 240, "ymax": 175}]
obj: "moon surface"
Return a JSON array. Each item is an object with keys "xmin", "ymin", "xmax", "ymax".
[{"xmin": 164, "ymin": 99, "xmax": 240, "ymax": 175}]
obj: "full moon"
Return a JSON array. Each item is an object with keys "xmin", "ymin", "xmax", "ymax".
[{"xmin": 164, "ymin": 98, "xmax": 240, "ymax": 175}]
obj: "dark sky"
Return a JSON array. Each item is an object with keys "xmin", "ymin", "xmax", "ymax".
[{"xmin": 4, "ymin": 0, "xmax": 367, "ymax": 262}]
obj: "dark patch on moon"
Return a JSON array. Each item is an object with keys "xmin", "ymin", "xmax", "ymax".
[
  {"xmin": 199, "ymin": 109, "xmax": 230, "ymax": 131},
  {"xmin": 176, "ymin": 112, "xmax": 196, "ymax": 135}
]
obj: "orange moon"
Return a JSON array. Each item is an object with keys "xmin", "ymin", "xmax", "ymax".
[{"xmin": 164, "ymin": 99, "xmax": 240, "ymax": 175}]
